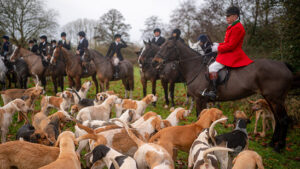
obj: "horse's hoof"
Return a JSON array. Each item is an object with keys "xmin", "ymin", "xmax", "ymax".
[{"xmin": 164, "ymin": 105, "xmax": 168, "ymax": 109}]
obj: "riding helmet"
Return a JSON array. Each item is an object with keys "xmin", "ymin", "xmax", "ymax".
[
  {"xmin": 28, "ymin": 40, "xmax": 34, "ymax": 44},
  {"xmin": 2, "ymin": 35, "xmax": 9, "ymax": 40},
  {"xmin": 226, "ymin": 6, "xmax": 240, "ymax": 17},
  {"xmin": 153, "ymin": 28, "xmax": 161, "ymax": 33},
  {"xmin": 61, "ymin": 32, "xmax": 67, "ymax": 37},
  {"xmin": 40, "ymin": 35, "xmax": 47, "ymax": 40},
  {"xmin": 198, "ymin": 34, "xmax": 209, "ymax": 43},
  {"xmin": 114, "ymin": 34, "xmax": 121, "ymax": 39},
  {"xmin": 51, "ymin": 40, "xmax": 57, "ymax": 44},
  {"xmin": 78, "ymin": 31, "xmax": 86, "ymax": 37}
]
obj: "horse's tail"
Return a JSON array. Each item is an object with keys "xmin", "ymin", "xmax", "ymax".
[{"xmin": 66, "ymin": 88, "xmax": 81, "ymax": 101}]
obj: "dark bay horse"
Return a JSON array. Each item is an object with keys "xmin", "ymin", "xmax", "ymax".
[
  {"xmin": 45, "ymin": 45, "xmax": 66, "ymax": 93},
  {"xmin": 152, "ymin": 38, "xmax": 293, "ymax": 152},
  {"xmin": 50, "ymin": 46, "xmax": 99, "ymax": 93},
  {"xmin": 138, "ymin": 41, "xmax": 191, "ymax": 108},
  {"xmin": 10, "ymin": 47, "xmax": 47, "ymax": 89},
  {"xmin": 82, "ymin": 49, "xmax": 134, "ymax": 98}
]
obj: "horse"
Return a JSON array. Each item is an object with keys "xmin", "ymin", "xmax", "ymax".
[
  {"xmin": 50, "ymin": 46, "xmax": 99, "ymax": 93},
  {"xmin": 0, "ymin": 58, "xmax": 7, "ymax": 90},
  {"xmin": 152, "ymin": 38, "xmax": 294, "ymax": 152},
  {"xmin": 10, "ymin": 47, "xmax": 47, "ymax": 89},
  {"xmin": 44, "ymin": 45, "xmax": 66, "ymax": 93},
  {"xmin": 138, "ymin": 41, "xmax": 192, "ymax": 108},
  {"xmin": 82, "ymin": 49, "xmax": 134, "ymax": 98},
  {"xmin": 13, "ymin": 58, "xmax": 29, "ymax": 89}
]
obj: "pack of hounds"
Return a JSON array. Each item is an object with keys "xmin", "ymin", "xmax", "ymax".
[{"xmin": 0, "ymin": 80, "xmax": 272, "ymax": 169}]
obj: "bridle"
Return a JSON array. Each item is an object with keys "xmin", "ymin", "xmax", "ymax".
[{"xmin": 156, "ymin": 40, "xmax": 213, "ymax": 85}]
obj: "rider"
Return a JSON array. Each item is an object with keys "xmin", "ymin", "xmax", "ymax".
[
  {"xmin": 51, "ymin": 40, "xmax": 57, "ymax": 49},
  {"xmin": 151, "ymin": 28, "xmax": 165, "ymax": 46},
  {"xmin": 28, "ymin": 40, "xmax": 38, "ymax": 54},
  {"xmin": 106, "ymin": 34, "xmax": 127, "ymax": 79},
  {"xmin": 38, "ymin": 35, "xmax": 50, "ymax": 66},
  {"xmin": 198, "ymin": 34, "xmax": 212, "ymax": 54},
  {"xmin": 1, "ymin": 35, "xmax": 12, "ymax": 60},
  {"xmin": 58, "ymin": 32, "xmax": 71, "ymax": 50},
  {"xmin": 171, "ymin": 28, "xmax": 185, "ymax": 43},
  {"xmin": 76, "ymin": 31, "xmax": 89, "ymax": 73},
  {"xmin": 202, "ymin": 6, "xmax": 253, "ymax": 101}
]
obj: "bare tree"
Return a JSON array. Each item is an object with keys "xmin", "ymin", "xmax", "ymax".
[
  {"xmin": 0, "ymin": 0, "xmax": 58, "ymax": 46},
  {"xmin": 95, "ymin": 9, "xmax": 131, "ymax": 43},
  {"xmin": 61, "ymin": 18, "xmax": 97, "ymax": 47},
  {"xmin": 140, "ymin": 16, "xmax": 168, "ymax": 41},
  {"xmin": 169, "ymin": 0, "xmax": 198, "ymax": 41}
]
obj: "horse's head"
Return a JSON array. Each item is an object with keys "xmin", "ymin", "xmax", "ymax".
[
  {"xmin": 50, "ymin": 45, "xmax": 62, "ymax": 65},
  {"xmin": 152, "ymin": 38, "xmax": 179, "ymax": 69},
  {"xmin": 188, "ymin": 40, "xmax": 205, "ymax": 55},
  {"xmin": 46, "ymin": 45, "xmax": 54, "ymax": 61},
  {"xmin": 138, "ymin": 41, "xmax": 160, "ymax": 69},
  {"xmin": 82, "ymin": 48, "xmax": 91, "ymax": 62},
  {"xmin": 10, "ymin": 45, "xmax": 21, "ymax": 62}
]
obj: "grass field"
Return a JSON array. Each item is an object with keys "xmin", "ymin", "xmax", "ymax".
[{"xmin": 4, "ymin": 66, "xmax": 300, "ymax": 169}]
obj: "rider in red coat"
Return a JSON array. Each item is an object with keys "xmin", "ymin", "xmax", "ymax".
[{"xmin": 203, "ymin": 6, "xmax": 253, "ymax": 100}]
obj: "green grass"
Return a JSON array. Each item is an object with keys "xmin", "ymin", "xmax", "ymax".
[{"xmin": 4, "ymin": 66, "xmax": 300, "ymax": 169}]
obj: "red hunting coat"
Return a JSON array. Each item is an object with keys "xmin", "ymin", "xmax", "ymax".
[{"xmin": 216, "ymin": 21, "xmax": 253, "ymax": 67}]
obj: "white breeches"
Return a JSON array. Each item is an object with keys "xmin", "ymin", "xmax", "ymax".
[
  {"xmin": 112, "ymin": 56, "xmax": 120, "ymax": 66},
  {"xmin": 208, "ymin": 61, "xmax": 225, "ymax": 73}
]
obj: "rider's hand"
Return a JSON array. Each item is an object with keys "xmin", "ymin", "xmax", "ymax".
[
  {"xmin": 213, "ymin": 42, "xmax": 219, "ymax": 47},
  {"xmin": 212, "ymin": 43, "xmax": 219, "ymax": 52},
  {"xmin": 76, "ymin": 50, "xmax": 80, "ymax": 55}
]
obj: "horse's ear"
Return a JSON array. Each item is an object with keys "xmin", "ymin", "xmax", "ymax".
[
  {"xmin": 148, "ymin": 39, "xmax": 151, "ymax": 43},
  {"xmin": 143, "ymin": 40, "xmax": 147, "ymax": 45},
  {"xmin": 59, "ymin": 44, "xmax": 63, "ymax": 48}
]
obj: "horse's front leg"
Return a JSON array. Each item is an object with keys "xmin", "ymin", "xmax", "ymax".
[
  {"xmin": 151, "ymin": 79, "xmax": 157, "ymax": 106},
  {"xmin": 141, "ymin": 77, "xmax": 147, "ymax": 97},
  {"xmin": 59, "ymin": 76, "xmax": 64, "ymax": 92},
  {"xmin": 161, "ymin": 80, "xmax": 169, "ymax": 108},
  {"xmin": 169, "ymin": 82, "xmax": 175, "ymax": 108},
  {"xmin": 92, "ymin": 74, "xmax": 99, "ymax": 94},
  {"xmin": 41, "ymin": 76, "xmax": 47, "ymax": 91},
  {"xmin": 68, "ymin": 76, "xmax": 74, "ymax": 89},
  {"xmin": 195, "ymin": 97, "xmax": 207, "ymax": 117},
  {"xmin": 52, "ymin": 75, "xmax": 58, "ymax": 93},
  {"xmin": 75, "ymin": 76, "xmax": 81, "ymax": 91}
]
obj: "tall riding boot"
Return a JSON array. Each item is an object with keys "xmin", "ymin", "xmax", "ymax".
[
  {"xmin": 203, "ymin": 72, "xmax": 218, "ymax": 101},
  {"xmin": 114, "ymin": 65, "xmax": 120, "ymax": 79}
]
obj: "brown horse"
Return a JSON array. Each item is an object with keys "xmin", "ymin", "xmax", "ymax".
[
  {"xmin": 10, "ymin": 47, "xmax": 47, "ymax": 89},
  {"xmin": 138, "ymin": 41, "xmax": 190, "ymax": 108},
  {"xmin": 44, "ymin": 45, "xmax": 66, "ymax": 93},
  {"xmin": 82, "ymin": 49, "xmax": 134, "ymax": 98},
  {"xmin": 152, "ymin": 38, "xmax": 293, "ymax": 152},
  {"xmin": 50, "ymin": 46, "xmax": 98, "ymax": 93}
]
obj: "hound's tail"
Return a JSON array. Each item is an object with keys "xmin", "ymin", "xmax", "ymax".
[
  {"xmin": 203, "ymin": 147, "xmax": 234, "ymax": 164},
  {"xmin": 208, "ymin": 117, "xmax": 228, "ymax": 145},
  {"xmin": 110, "ymin": 158, "xmax": 120, "ymax": 169},
  {"xmin": 113, "ymin": 119, "xmax": 144, "ymax": 147},
  {"xmin": 66, "ymin": 88, "xmax": 82, "ymax": 101}
]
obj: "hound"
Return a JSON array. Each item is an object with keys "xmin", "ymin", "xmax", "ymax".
[
  {"xmin": 40, "ymin": 91, "xmax": 74, "ymax": 112},
  {"xmin": 0, "ymin": 99, "xmax": 29, "ymax": 143},
  {"xmin": 232, "ymin": 150, "xmax": 264, "ymax": 169},
  {"xmin": 115, "ymin": 94, "xmax": 157, "ymax": 117}
]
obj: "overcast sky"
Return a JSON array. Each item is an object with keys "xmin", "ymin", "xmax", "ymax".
[{"xmin": 46, "ymin": 0, "xmax": 203, "ymax": 43}]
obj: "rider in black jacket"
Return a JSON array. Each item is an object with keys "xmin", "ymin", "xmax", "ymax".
[
  {"xmin": 76, "ymin": 31, "xmax": 89, "ymax": 73},
  {"xmin": 151, "ymin": 28, "xmax": 165, "ymax": 46},
  {"xmin": 106, "ymin": 34, "xmax": 127, "ymax": 79},
  {"xmin": 58, "ymin": 32, "xmax": 71, "ymax": 50}
]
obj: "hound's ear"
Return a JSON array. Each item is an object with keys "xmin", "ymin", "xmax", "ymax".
[{"xmin": 54, "ymin": 136, "xmax": 61, "ymax": 147}]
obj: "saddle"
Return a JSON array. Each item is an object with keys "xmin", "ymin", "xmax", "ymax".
[{"xmin": 205, "ymin": 65, "xmax": 231, "ymax": 85}]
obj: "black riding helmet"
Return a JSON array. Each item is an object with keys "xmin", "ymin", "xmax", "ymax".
[
  {"xmin": 226, "ymin": 6, "xmax": 240, "ymax": 17},
  {"xmin": 153, "ymin": 28, "xmax": 161, "ymax": 33},
  {"xmin": 61, "ymin": 32, "xmax": 67, "ymax": 37},
  {"xmin": 2, "ymin": 35, "xmax": 9, "ymax": 40},
  {"xmin": 40, "ymin": 35, "xmax": 47, "ymax": 41},
  {"xmin": 28, "ymin": 40, "xmax": 34, "ymax": 44},
  {"xmin": 78, "ymin": 31, "xmax": 86, "ymax": 37},
  {"xmin": 51, "ymin": 40, "xmax": 57, "ymax": 44},
  {"xmin": 114, "ymin": 34, "xmax": 121, "ymax": 39}
]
